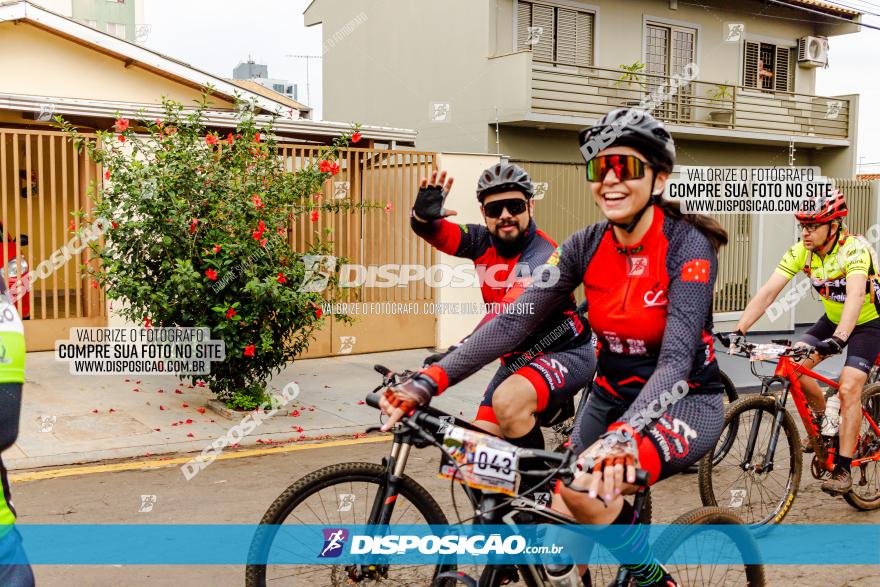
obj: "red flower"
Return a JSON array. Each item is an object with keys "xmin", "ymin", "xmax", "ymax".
[
  {"xmin": 187, "ymin": 433, "xmax": 194, "ymax": 438},
  {"xmin": 155, "ymin": 118, "xmax": 163, "ymax": 126},
  {"xmin": 244, "ymin": 344, "xmax": 255, "ymax": 357},
  {"xmin": 384, "ymin": 201, "xmax": 392, "ymax": 213},
  {"xmin": 251, "ymin": 194, "xmax": 264, "ymax": 209},
  {"xmin": 226, "ymin": 132, "xmax": 235, "ymax": 145},
  {"xmin": 159, "ymin": 405, "xmax": 166, "ymax": 411},
  {"xmin": 330, "ymin": 162, "xmax": 340, "ymax": 175},
  {"xmin": 205, "ymin": 133, "xmax": 219, "ymax": 146},
  {"xmin": 277, "ymin": 273, "xmax": 287, "ymax": 284},
  {"xmin": 310, "ymin": 302, "xmax": 323, "ymax": 319},
  {"xmin": 351, "ymin": 131, "xmax": 362, "ymax": 144},
  {"xmin": 205, "ymin": 269, "xmax": 218, "ymax": 281},
  {"xmin": 212, "ymin": 244, "xmax": 221, "ymax": 253},
  {"xmin": 111, "ymin": 221, "xmax": 119, "ymax": 229},
  {"xmin": 68, "ymin": 219, "xmax": 76, "ymax": 232},
  {"xmin": 114, "ymin": 118, "xmax": 130, "ymax": 132},
  {"xmin": 225, "ymin": 307, "xmax": 236, "ymax": 319},
  {"xmin": 91, "ymin": 280, "xmax": 99, "ymax": 289},
  {"xmin": 319, "ymin": 160, "xmax": 332, "ymax": 173},
  {"xmin": 118, "ymin": 135, "xmax": 126, "ymax": 143},
  {"xmin": 259, "ymin": 238, "xmax": 267, "ymax": 247},
  {"xmin": 277, "ymin": 227, "xmax": 286, "ymax": 236},
  {"xmin": 144, "ymin": 317, "xmax": 153, "ymax": 329},
  {"xmin": 254, "ymin": 132, "xmax": 262, "ymax": 143},
  {"xmin": 310, "ymin": 210, "xmax": 319, "ymax": 222},
  {"xmin": 189, "ymin": 218, "xmax": 199, "ymax": 233},
  {"xmin": 251, "ymin": 219, "xmax": 266, "ymax": 241},
  {"xmin": 104, "ymin": 170, "xmax": 111, "ymax": 180},
  {"xmin": 197, "ymin": 407, "xmax": 206, "ymax": 414}
]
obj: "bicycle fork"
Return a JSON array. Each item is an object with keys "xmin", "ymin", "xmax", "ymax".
[
  {"xmin": 368, "ymin": 439, "xmax": 412, "ymax": 525},
  {"xmin": 741, "ymin": 387, "xmax": 788, "ymax": 474}
]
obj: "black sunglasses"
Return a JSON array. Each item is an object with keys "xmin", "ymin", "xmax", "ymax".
[
  {"xmin": 585, "ymin": 154, "xmax": 647, "ymax": 182},
  {"xmin": 482, "ymin": 198, "xmax": 528, "ymax": 219}
]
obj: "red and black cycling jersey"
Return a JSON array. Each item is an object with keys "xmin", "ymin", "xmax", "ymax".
[
  {"xmin": 429, "ymin": 206, "xmax": 720, "ymax": 431},
  {"xmin": 411, "ymin": 215, "xmax": 589, "ymax": 359}
]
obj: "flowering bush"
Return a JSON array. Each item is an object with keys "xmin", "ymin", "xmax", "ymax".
[{"xmin": 61, "ymin": 95, "xmax": 367, "ymax": 409}]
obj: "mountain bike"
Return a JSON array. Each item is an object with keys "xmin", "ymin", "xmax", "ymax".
[
  {"xmin": 699, "ymin": 335, "xmax": 880, "ymax": 525},
  {"xmin": 246, "ymin": 364, "xmax": 765, "ymax": 586}
]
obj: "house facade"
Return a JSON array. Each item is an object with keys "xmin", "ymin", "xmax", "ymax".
[
  {"xmin": 305, "ymin": 0, "xmax": 859, "ymax": 175},
  {"xmin": 305, "ymin": 0, "xmax": 876, "ymax": 335}
]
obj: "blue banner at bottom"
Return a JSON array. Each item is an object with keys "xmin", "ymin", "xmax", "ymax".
[{"xmin": 1, "ymin": 524, "xmax": 879, "ymax": 565}]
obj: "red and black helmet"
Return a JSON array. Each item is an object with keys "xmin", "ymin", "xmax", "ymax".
[{"xmin": 795, "ymin": 188, "xmax": 847, "ymax": 224}]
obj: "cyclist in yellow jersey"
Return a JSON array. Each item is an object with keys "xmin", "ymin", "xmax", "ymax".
[
  {"xmin": 0, "ymin": 276, "xmax": 34, "ymax": 586},
  {"xmin": 730, "ymin": 189, "xmax": 880, "ymax": 495}
]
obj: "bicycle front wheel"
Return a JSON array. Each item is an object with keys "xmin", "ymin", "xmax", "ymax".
[
  {"xmin": 245, "ymin": 462, "xmax": 453, "ymax": 587},
  {"xmin": 698, "ymin": 395, "xmax": 802, "ymax": 525},
  {"xmin": 844, "ymin": 382, "xmax": 880, "ymax": 510},
  {"xmin": 653, "ymin": 507, "xmax": 765, "ymax": 586}
]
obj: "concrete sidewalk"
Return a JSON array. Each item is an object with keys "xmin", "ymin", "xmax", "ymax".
[
  {"xmin": 9, "ymin": 348, "xmax": 495, "ymax": 471},
  {"xmin": 10, "ymin": 327, "xmax": 847, "ymax": 471}
]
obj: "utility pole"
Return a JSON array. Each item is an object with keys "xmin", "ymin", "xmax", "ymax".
[{"xmin": 285, "ymin": 54, "xmax": 322, "ymax": 106}]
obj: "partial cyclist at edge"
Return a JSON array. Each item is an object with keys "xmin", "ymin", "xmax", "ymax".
[{"xmin": 729, "ymin": 188, "xmax": 880, "ymax": 494}]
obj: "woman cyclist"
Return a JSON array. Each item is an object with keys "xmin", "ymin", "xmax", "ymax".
[{"xmin": 380, "ymin": 109, "xmax": 729, "ymax": 586}]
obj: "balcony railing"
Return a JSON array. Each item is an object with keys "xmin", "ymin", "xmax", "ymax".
[{"xmin": 530, "ymin": 59, "xmax": 850, "ymax": 140}]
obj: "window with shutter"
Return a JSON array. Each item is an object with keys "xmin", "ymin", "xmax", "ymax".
[
  {"xmin": 775, "ymin": 46, "xmax": 791, "ymax": 92},
  {"xmin": 516, "ymin": 2, "xmax": 594, "ymax": 66},
  {"xmin": 743, "ymin": 41, "xmax": 793, "ymax": 92},
  {"xmin": 516, "ymin": 2, "xmax": 532, "ymax": 50},
  {"xmin": 743, "ymin": 41, "xmax": 759, "ymax": 89},
  {"xmin": 531, "ymin": 4, "xmax": 555, "ymax": 62},
  {"xmin": 644, "ymin": 22, "xmax": 696, "ymax": 122},
  {"xmin": 576, "ymin": 11, "xmax": 593, "ymax": 67}
]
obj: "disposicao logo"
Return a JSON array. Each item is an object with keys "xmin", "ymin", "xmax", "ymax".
[{"xmin": 319, "ymin": 528, "xmax": 349, "ymax": 558}]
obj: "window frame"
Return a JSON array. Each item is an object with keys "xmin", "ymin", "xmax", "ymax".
[
  {"xmin": 641, "ymin": 14, "xmax": 702, "ymax": 79},
  {"xmin": 739, "ymin": 34, "xmax": 797, "ymax": 95},
  {"xmin": 513, "ymin": 0, "xmax": 600, "ymax": 67}
]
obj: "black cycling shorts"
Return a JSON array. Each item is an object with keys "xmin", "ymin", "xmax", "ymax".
[
  {"xmin": 570, "ymin": 386, "xmax": 724, "ymax": 485},
  {"xmin": 475, "ymin": 342, "xmax": 597, "ymax": 425},
  {"xmin": 802, "ymin": 315, "xmax": 880, "ymax": 374}
]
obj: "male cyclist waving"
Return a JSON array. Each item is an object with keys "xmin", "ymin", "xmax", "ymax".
[{"xmin": 732, "ymin": 189, "xmax": 880, "ymax": 494}]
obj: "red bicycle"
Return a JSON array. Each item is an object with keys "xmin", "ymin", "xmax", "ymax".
[{"xmin": 699, "ymin": 335, "xmax": 880, "ymax": 525}]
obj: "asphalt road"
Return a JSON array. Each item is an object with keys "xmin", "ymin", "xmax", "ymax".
[{"xmin": 11, "ymin": 435, "xmax": 880, "ymax": 587}]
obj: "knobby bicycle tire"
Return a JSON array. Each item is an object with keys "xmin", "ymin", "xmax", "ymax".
[
  {"xmin": 245, "ymin": 462, "xmax": 453, "ymax": 587},
  {"xmin": 698, "ymin": 395, "xmax": 802, "ymax": 526}
]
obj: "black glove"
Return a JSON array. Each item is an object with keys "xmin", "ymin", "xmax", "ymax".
[
  {"xmin": 814, "ymin": 336, "xmax": 846, "ymax": 357},
  {"xmin": 717, "ymin": 330, "xmax": 744, "ymax": 348},
  {"xmin": 412, "ymin": 184, "xmax": 448, "ymax": 223}
]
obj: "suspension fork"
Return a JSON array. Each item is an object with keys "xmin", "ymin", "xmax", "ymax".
[
  {"xmin": 741, "ymin": 383, "xmax": 787, "ymax": 472},
  {"xmin": 367, "ymin": 438, "xmax": 413, "ymax": 525}
]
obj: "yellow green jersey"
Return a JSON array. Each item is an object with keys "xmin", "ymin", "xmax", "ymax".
[
  {"xmin": 0, "ymin": 284, "xmax": 26, "ymax": 532},
  {"xmin": 775, "ymin": 233, "xmax": 880, "ymax": 325}
]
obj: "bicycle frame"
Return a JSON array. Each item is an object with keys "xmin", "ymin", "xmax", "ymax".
[{"xmin": 743, "ymin": 353, "xmax": 880, "ymax": 473}]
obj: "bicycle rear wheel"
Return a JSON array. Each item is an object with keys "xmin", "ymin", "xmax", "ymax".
[
  {"xmin": 245, "ymin": 462, "xmax": 454, "ymax": 587},
  {"xmin": 653, "ymin": 507, "xmax": 764, "ymax": 586},
  {"xmin": 844, "ymin": 382, "xmax": 880, "ymax": 510},
  {"xmin": 698, "ymin": 395, "xmax": 802, "ymax": 525}
]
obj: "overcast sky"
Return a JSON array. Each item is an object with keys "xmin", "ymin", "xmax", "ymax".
[{"xmin": 142, "ymin": 0, "xmax": 880, "ymax": 173}]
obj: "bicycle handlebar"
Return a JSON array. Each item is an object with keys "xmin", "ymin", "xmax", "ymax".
[{"xmin": 365, "ymin": 378, "xmax": 650, "ymax": 488}]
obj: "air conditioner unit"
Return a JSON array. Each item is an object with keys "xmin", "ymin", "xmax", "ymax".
[{"xmin": 797, "ymin": 36, "xmax": 829, "ymax": 68}]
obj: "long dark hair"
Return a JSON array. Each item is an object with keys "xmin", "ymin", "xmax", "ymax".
[{"xmin": 656, "ymin": 198, "xmax": 728, "ymax": 252}]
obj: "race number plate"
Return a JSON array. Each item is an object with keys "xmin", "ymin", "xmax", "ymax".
[
  {"xmin": 438, "ymin": 426, "xmax": 520, "ymax": 496},
  {"xmin": 750, "ymin": 343, "xmax": 786, "ymax": 362}
]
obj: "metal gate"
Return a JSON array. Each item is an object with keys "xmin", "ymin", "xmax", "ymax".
[
  {"xmin": 279, "ymin": 145, "xmax": 438, "ymax": 357},
  {"xmin": 1, "ymin": 129, "xmax": 107, "ymax": 351}
]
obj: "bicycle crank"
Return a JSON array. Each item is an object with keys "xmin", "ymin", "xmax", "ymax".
[{"xmin": 811, "ymin": 455, "xmax": 832, "ymax": 480}]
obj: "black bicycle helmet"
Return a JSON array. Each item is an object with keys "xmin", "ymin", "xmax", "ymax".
[
  {"xmin": 578, "ymin": 108, "xmax": 676, "ymax": 173},
  {"xmin": 578, "ymin": 109, "xmax": 676, "ymax": 233},
  {"xmin": 476, "ymin": 162, "xmax": 535, "ymax": 202}
]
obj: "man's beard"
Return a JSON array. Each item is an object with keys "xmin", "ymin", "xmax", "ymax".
[{"xmin": 490, "ymin": 218, "xmax": 531, "ymax": 258}]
